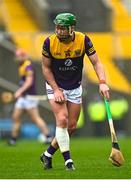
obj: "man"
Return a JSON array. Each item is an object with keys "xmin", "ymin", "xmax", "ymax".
[
  {"xmin": 40, "ymin": 13, "xmax": 109, "ymax": 170},
  {"xmin": 8, "ymin": 48, "xmax": 52, "ymax": 145}
]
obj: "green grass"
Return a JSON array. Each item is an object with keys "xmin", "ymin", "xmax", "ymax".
[{"xmin": 0, "ymin": 137, "xmax": 131, "ymax": 179}]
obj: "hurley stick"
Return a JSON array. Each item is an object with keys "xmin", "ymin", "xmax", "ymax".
[{"xmin": 104, "ymin": 98, "xmax": 125, "ymax": 167}]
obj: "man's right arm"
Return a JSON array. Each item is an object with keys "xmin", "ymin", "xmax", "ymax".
[
  {"xmin": 42, "ymin": 55, "xmax": 66, "ymax": 102},
  {"xmin": 42, "ymin": 55, "xmax": 59, "ymax": 91}
]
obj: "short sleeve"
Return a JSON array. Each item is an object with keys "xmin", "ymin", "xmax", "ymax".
[
  {"xmin": 25, "ymin": 64, "xmax": 33, "ymax": 76},
  {"xmin": 85, "ymin": 35, "xmax": 96, "ymax": 56},
  {"xmin": 42, "ymin": 37, "xmax": 51, "ymax": 58}
]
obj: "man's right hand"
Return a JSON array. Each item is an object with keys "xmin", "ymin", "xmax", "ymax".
[
  {"xmin": 54, "ymin": 88, "xmax": 66, "ymax": 103},
  {"xmin": 14, "ymin": 89, "xmax": 23, "ymax": 99}
]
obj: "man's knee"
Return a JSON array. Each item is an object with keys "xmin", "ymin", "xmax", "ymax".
[{"xmin": 57, "ymin": 115, "xmax": 68, "ymax": 128}]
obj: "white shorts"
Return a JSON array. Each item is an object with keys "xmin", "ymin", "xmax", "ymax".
[
  {"xmin": 46, "ymin": 83, "xmax": 82, "ymax": 104},
  {"xmin": 15, "ymin": 96, "xmax": 39, "ymax": 109}
]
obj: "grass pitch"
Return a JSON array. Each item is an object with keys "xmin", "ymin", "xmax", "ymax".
[{"xmin": 0, "ymin": 137, "xmax": 130, "ymax": 179}]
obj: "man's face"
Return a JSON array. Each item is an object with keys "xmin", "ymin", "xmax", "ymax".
[
  {"xmin": 55, "ymin": 25, "xmax": 71, "ymax": 42},
  {"xmin": 15, "ymin": 55, "xmax": 25, "ymax": 64}
]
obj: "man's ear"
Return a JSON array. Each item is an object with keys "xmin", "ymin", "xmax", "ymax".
[{"xmin": 71, "ymin": 26, "xmax": 75, "ymax": 31}]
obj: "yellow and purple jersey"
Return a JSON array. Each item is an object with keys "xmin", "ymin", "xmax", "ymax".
[
  {"xmin": 18, "ymin": 59, "xmax": 37, "ymax": 95},
  {"xmin": 42, "ymin": 31, "xmax": 96, "ymax": 90}
]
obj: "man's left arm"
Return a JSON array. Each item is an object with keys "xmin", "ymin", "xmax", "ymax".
[
  {"xmin": 88, "ymin": 52, "xmax": 110, "ymax": 99},
  {"xmin": 14, "ymin": 74, "xmax": 33, "ymax": 99}
]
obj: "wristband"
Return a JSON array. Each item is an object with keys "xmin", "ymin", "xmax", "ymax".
[{"xmin": 99, "ymin": 80, "xmax": 106, "ymax": 84}]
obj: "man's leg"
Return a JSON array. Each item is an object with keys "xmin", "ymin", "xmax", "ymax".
[
  {"xmin": 41, "ymin": 99, "xmax": 76, "ymax": 170},
  {"xmin": 27, "ymin": 107, "xmax": 52, "ymax": 143},
  {"xmin": 8, "ymin": 108, "xmax": 23, "ymax": 145},
  {"xmin": 65, "ymin": 101, "xmax": 81, "ymax": 169},
  {"xmin": 67, "ymin": 101, "xmax": 81, "ymax": 135},
  {"xmin": 41, "ymin": 101, "xmax": 81, "ymax": 170}
]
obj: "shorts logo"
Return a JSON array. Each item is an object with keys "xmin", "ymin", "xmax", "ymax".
[{"xmin": 64, "ymin": 59, "xmax": 73, "ymax": 66}]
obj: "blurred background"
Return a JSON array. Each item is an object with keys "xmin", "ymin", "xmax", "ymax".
[{"xmin": 0, "ymin": 0, "xmax": 131, "ymax": 141}]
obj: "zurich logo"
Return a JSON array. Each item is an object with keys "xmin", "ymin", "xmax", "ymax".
[{"xmin": 64, "ymin": 59, "xmax": 72, "ymax": 66}]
